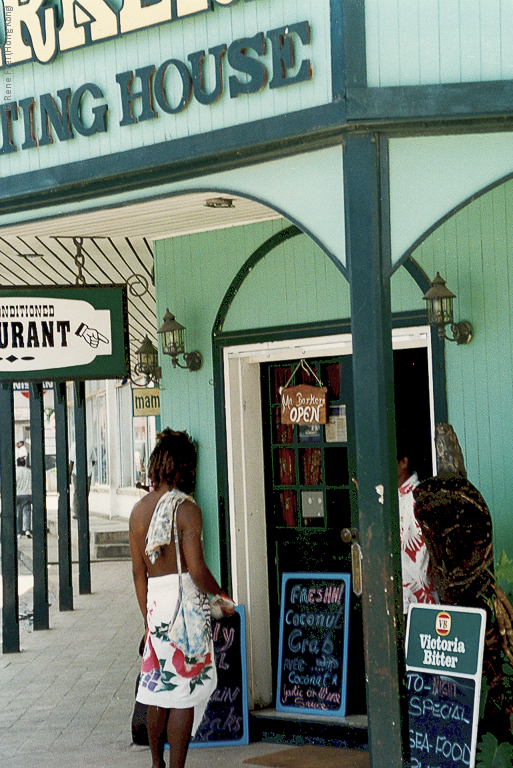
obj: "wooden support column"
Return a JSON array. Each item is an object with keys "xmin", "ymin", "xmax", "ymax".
[
  {"xmin": 54, "ymin": 381, "xmax": 73, "ymax": 612},
  {"xmin": 0, "ymin": 383, "xmax": 19, "ymax": 653},
  {"xmin": 29, "ymin": 382, "xmax": 49, "ymax": 630},
  {"xmin": 344, "ymin": 133, "xmax": 408, "ymax": 767},
  {"xmin": 73, "ymin": 381, "xmax": 91, "ymax": 595}
]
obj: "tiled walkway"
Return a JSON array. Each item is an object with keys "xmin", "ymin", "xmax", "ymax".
[{"xmin": 0, "ymin": 554, "xmax": 288, "ymax": 768}]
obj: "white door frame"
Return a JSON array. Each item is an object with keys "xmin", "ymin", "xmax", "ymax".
[{"xmin": 222, "ymin": 327, "xmax": 434, "ymax": 709}]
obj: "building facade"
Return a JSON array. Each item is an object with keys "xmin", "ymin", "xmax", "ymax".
[{"xmin": 2, "ymin": 1, "xmax": 513, "ymax": 763}]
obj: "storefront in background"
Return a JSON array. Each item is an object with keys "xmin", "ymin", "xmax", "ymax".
[{"xmin": 2, "ymin": 1, "xmax": 513, "ymax": 764}]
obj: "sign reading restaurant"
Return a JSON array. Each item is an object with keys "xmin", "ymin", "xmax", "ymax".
[{"xmin": 0, "ymin": 286, "xmax": 129, "ymax": 381}]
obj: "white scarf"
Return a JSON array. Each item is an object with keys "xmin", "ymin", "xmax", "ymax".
[{"xmin": 145, "ymin": 488, "xmax": 191, "ymax": 564}]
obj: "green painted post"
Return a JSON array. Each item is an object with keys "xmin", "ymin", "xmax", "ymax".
[
  {"xmin": 29, "ymin": 382, "xmax": 49, "ymax": 630},
  {"xmin": 73, "ymin": 381, "xmax": 91, "ymax": 595},
  {"xmin": 54, "ymin": 382, "xmax": 73, "ymax": 612},
  {"xmin": 0, "ymin": 383, "xmax": 19, "ymax": 653},
  {"xmin": 344, "ymin": 133, "xmax": 408, "ymax": 767}
]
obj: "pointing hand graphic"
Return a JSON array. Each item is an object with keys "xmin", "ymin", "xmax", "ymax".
[{"xmin": 75, "ymin": 323, "xmax": 109, "ymax": 349}]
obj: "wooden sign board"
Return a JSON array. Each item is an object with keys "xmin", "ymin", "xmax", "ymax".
[
  {"xmin": 191, "ymin": 606, "xmax": 249, "ymax": 748},
  {"xmin": 132, "ymin": 388, "xmax": 160, "ymax": 417},
  {"xmin": 280, "ymin": 384, "xmax": 328, "ymax": 425},
  {"xmin": 276, "ymin": 573, "xmax": 350, "ymax": 717},
  {"xmin": 405, "ymin": 604, "xmax": 486, "ymax": 768}
]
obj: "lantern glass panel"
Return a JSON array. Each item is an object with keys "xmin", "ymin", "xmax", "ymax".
[{"xmin": 164, "ymin": 327, "xmax": 185, "ymax": 356}]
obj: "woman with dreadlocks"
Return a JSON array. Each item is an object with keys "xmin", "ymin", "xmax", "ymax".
[{"xmin": 129, "ymin": 429, "xmax": 235, "ymax": 768}]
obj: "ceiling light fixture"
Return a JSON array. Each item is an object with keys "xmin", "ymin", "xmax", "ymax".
[{"xmin": 204, "ymin": 197, "xmax": 235, "ymax": 209}]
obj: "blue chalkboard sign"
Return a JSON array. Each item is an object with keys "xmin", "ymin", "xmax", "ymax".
[
  {"xmin": 276, "ymin": 572, "xmax": 350, "ymax": 717},
  {"xmin": 191, "ymin": 606, "xmax": 249, "ymax": 748}
]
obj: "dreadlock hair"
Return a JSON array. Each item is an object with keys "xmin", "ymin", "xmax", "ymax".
[{"xmin": 148, "ymin": 429, "xmax": 197, "ymax": 494}]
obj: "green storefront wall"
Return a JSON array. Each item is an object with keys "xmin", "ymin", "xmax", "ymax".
[
  {"xmin": 155, "ymin": 181, "xmax": 513, "ymax": 578},
  {"xmin": 410, "ymin": 177, "xmax": 513, "ymax": 560}
]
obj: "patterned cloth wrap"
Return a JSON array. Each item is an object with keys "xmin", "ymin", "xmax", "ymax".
[
  {"xmin": 145, "ymin": 488, "xmax": 191, "ymax": 565},
  {"xmin": 137, "ymin": 490, "xmax": 216, "ymax": 734}
]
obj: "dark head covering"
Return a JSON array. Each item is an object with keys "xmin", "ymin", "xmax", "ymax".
[{"xmin": 413, "ymin": 423, "xmax": 493, "ymax": 607}]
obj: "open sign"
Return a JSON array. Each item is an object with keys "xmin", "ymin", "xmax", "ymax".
[{"xmin": 280, "ymin": 384, "xmax": 327, "ymax": 425}]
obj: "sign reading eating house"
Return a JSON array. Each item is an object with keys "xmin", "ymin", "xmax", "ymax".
[
  {"xmin": 0, "ymin": 286, "xmax": 129, "ymax": 381},
  {"xmin": 0, "ymin": 19, "xmax": 312, "ymax": 157}
]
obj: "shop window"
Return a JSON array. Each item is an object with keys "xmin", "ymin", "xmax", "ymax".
[
  {"xmin": 86, "ymin": 384, "xmax": 107, "ymax": 485},
  {"xmin": 117, "ymin": 383, "xmax": 134, "ymax": 487}
]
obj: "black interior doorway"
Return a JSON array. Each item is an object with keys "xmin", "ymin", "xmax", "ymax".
[{"xmin": 393, "ymin": 347, "xmax": 433, "ymax": 481}]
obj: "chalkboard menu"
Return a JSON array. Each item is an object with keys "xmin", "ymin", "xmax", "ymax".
[
  {"xmin": 276, "ymin": 572, "xmax": 350, "ymax": 717},
  {"xmin": 191, "ymin": 606, "xmax": 249, "ymax": 748},
  {"xmin": 405, "ymin": 604, "xmax": 486, "ymax": 768},
  {"xmin": 407, "ymin": 670, "xmax": 476, "ymax": 767}
]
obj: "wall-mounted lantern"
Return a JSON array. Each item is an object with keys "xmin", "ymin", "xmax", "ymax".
[
  {"xmin": 133, "ymin": 336, "xmax": 161, "ymax": 385},
  {"xmin": 157, "ymin": 309, "xmax": 202, "ymax": 372},
  {"xmin": 423, "ymin": 273, "xmax": 473, "ymax": 345}
]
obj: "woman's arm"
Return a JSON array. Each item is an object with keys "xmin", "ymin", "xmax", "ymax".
[
  {"xmin": 129, "ymin": 516, "xmax": 149, "ymax": 626},
  {"xmin": 178, "ymin": 500, "xmax": 235, "ymax": 615}
]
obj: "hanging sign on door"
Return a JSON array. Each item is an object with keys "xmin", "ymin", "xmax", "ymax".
[
  {"xmin": 280, "ymin": 384, "xmax": 327, "ymax": 425},
  {"xmin": 280, "ymin": 359, "xmax": 327, "ymax": 425}
]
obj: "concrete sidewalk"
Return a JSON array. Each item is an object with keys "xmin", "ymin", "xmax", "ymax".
[{"xmin": 3, "ymin": 538, "xmax": 293, "ymax": 768}]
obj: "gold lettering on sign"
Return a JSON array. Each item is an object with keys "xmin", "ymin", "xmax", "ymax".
[{"xmin": 2, "ymin": 0, "xmax": 246, "ymax": 68}]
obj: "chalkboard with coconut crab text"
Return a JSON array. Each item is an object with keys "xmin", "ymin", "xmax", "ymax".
[{"xmin": 276, "ymin": 572, "xmax": 350, "ymax": 717}]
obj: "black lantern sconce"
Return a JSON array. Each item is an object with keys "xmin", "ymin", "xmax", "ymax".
[
  {"xmin": 157, "ymin": 309, "xmax": 203, "ymax": 372},
  {"xmin": 133, "ymin": 336, "xmax": 162, "ymax": 385},
  {"xmin": 422, "ymin": 272, "xmax": 473, "ymax": 345}
]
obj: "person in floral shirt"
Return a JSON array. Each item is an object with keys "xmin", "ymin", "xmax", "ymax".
[
  {"xmin": 130, "ymin": 429, "xmax": 234, "ymax": 768},
  {"xmin": 398, "ymin": 451, "xmax": 438, "ymax": 614}
]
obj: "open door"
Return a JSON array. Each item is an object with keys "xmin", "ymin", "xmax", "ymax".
[{"xmin": 260, "ymin": 354, "xmax": 366, "ymax": 716}]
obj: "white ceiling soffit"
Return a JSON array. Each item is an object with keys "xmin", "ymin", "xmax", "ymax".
[
  {"xmin": 0, "ymin": 192, "xmax": 282, "ymax": 377},
  {"xmin": 0, "ymin": 192, "xmax": 282, "ymax": 240}
]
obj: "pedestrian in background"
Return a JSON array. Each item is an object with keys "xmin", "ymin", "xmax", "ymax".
[{"xmin": 16, "ymin": 456, "xmax": 32, "ymax": 538}]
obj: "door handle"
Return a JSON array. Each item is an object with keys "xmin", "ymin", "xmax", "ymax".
[
  {"xmin": 341, "ymin": 527, "xmax": 359, "ymax": 543},
  {"xmin": 341, "ymin": 528, "xmax": 362, "ymax": 597}
]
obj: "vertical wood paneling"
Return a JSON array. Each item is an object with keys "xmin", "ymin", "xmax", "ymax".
[
  {"xmin": 154, "ymin": 219, "xmax": 349, "ymax": 570},
  {"xmin": 366, "ymin": 0, "xmax": 513, "ymax": 87},
  {"xmin": 407, "ymin": 179, "xmax": 513, "ymax": 557}
]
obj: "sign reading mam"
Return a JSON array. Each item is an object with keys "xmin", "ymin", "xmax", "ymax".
[
  {"xmin": 1, "ymin": 0, "xmax": 254, "ymax": 68},
  {"xmin": 0, "ymin": 286, "xmax": 128, "ymax": 381},
  {"xmin": 133, "ymin": 387, "xmax": 160, "ymax": 417}
]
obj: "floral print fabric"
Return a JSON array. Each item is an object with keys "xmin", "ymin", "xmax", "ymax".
[
  {"xmin": 137, "ymin": 572, "xmax": 216, "ymax": 736},
  {"xmin": 399, "ymin": 472, "xmax": 438, "ymax": 613}
]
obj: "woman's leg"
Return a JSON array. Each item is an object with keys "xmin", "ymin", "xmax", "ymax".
[
  {"xmin": 146, "ymin": 705, "xmax": 169, "ymax": 768},
  {"xmin": 166, "ymin": 707, "xmax": 194, "ymax": 768}
]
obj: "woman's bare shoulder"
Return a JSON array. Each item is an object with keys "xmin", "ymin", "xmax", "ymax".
[
  {"xmin": 176, "ymin": 497, "xmax": 202, "ymax": 530},
  {"xmin": 130, "ymin": 492, "xmax": 158, "ymax": 531}
]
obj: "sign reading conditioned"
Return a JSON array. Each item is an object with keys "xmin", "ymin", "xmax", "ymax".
[{"xmin": 0, "ymin": 285, "xmax": 129, "ymax": 381}]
